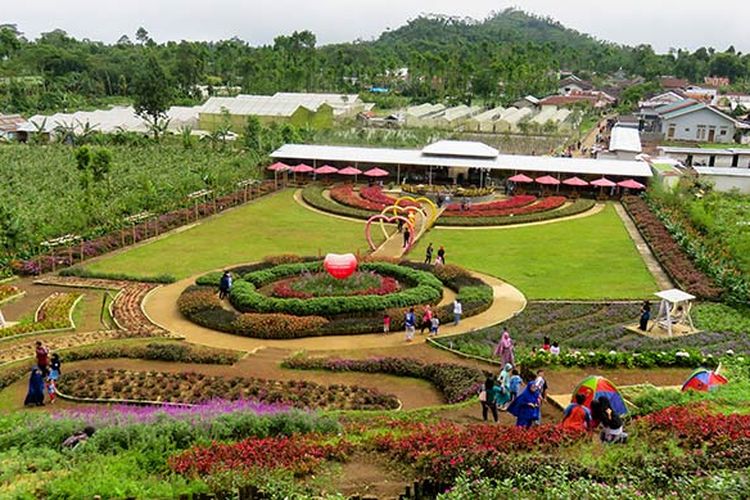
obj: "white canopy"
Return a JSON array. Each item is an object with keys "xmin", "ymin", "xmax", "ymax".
[{"xmin": 655, "ymin": 289, "xmax": 696, "ymax": 304}]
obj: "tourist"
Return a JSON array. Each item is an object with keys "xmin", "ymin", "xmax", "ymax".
[
  {"xmin": 562, "ymin": 393, "xmax": 592, "ymax": 431},
  {"xmin": 533, "ymin": 369, "xmax": 548, "ymax": 424},
  {"xmin": 49, "ymin": 353, "xmax": 61, "ymax": 380},
  {"xmin": 541, "ymin": 336, "xmax": 551, "ymax": 352},
  {"xmin": 219, "ymin": 271, "xmax": 233, "ymax": 300},
  {"xmin": 639, "ymin": 300, "xmax": 651, "ymax": 331},
  {"xmin": 507, "ymin": 382, "xmax": 541, "ymax": 428},
  {"xmin": 437, "ymin": 245, "xmax": 445, "ymax": 265},
  {"xmin": 35, "ymin": 341, "xmax": 50, "ymax": 376},
  {"xmin": 429, "ymin": 315, "xmax": 440, "ymax": 337},
  {"xmin": 550, "ymin": 341, "xmax": 560, "ymax": 356},
  {"xmin": 63, "ymin": 427, "xmax": 96, "ymax": 449},
  {"xmin": 424, "ymin": 243, "xmax": 434, "ymax": 264},
  {"xmin": 24, "ymin": 367, "xmax": 45, "ymax": 407},
  {"xmin": 383, "ymin": 312, "xmax": 391, "ymax": 334},
  {"xmin": 46, "ymin": 374, "xmax": 57, "ymax": 404},
  {"xmin": 402, "ymin": 226, "xmax": 411, "ymax": 249},
  {"xmin": 397, "ymin": 219, "xmax": 404, "ymax": 233},
  {"xmin": 479, "ymin": 377, "xmax": 501, "ymax": 423},
  {"xmin": 496, "ymin": 363, "xmax": 513, "ymax": 409},
  {"xmin": 597, "ymin": 396, "xmax": 628, "ymax": 444},
  {"xmin": 452, "ymin": 298, "xmax": 462, "ymax": 326},
  {"xmin": 404, "ymin": 307, "xmax": 416, "ymax": 342},
  {"xmin": 508, "ymin": 369, "xmax": 523, "ymax": 401},
  {"xmin": 493, "ymin": 327, "xmax": 515, "ymax": 367},
  {"xmin": 420, "ymin": 305, "xmax": 433, "ymax": 334}
]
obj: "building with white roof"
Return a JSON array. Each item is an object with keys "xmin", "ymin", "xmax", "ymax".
[
  {"xmin": 466, "ymin": 107, "xmax": 505, "ymax": 133},
  {"xmin": 657, "ymin": 146, "xmax": 750, "ymax": 168},
  {"xmin": 693, "ymin": 166, "xmax": 750, "ymax": 194},
  {"xmin": 600, "ymin": 125, "xmax": 643, "ymax": 161},
  {"xmin": 496, "ymin": 107, "xmax": 534, "ymax": 133}
]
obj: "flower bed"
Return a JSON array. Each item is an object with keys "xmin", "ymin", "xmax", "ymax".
[
  {"xmin": 444, "ymin": 196, "xmax": 566, "ymax": 218},
  {"xmin": 301, "ymin": 184, "xmax": 374, "ymax": 220},
  {"xmin": 0, "ymin": 284, "xmax": 23, "ymax": 304},
  {"xmin": 444, "ymin": 195, "xmax": 536, "ymax": 214},
  {"xmin": 270, "ymin": 271, "xmax": 400, "ymax": 299},
  {"xmin": 170, "ymin": 434, "xmax": 350, "ymax": 477},
  {"xmin": 111, "ymin": 283, "xmax": 167, "ymax": 335},
  {"xmin": 283, "ymin": 356, "xmax": 485, "ymax": 404},
  {"xmin": 403, "ymin": 184, "xmax": 494, "ymax": 198},
  {"xmin": 62, "ymin": 342, "xmax": 241, "ymax": 365},
  {"xmin": 0, "ymin": 292, "xmax": 80, "ymax": 341},
  {"xmin": 330, "ymin": 184, "xmax": 385, "ymax": 212},
  {"xmin": 436, "ymin": 198, "xmax": 595, "ymax": 226},
  {"xmin": 59, "ymin": 368, "xmax": 400, "ymax": 410},
  {"xmin": 622, "ymin": 196, "xmax": 723, "ymax": 299}
]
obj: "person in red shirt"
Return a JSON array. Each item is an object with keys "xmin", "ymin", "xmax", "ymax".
[
  {"xmin": 35, "ymin": 341, "xmax": 50, "ymax": 376},
  {"xmin": 562, "ymin": 393, "xmax": 592, "ymax": 432}
]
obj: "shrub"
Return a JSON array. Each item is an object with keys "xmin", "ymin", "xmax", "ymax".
[
  {"xmin": 301, "ymin": 184, "xmax": 373, "ymax": 220},
  {"xmin": 59, "ymin": 267, "xmax": 176, "ymax": 284},
  {"xmin": 231, "ymin": 313, "xmax": 329, "ymax": 338}
]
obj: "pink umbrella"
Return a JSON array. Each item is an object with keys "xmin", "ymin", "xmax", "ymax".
[
  {"xmin": 617, "ymin": 179, "xmax": 646, "ymax": 190},
  {"xmin": 339, "ymin": 166, "xmax": 363, "ymax": 176},
  {"xmin": 590, "ymin": 177, "xmax": 616, "ymax": 187},
  {"xmin": 535, "ymin": 175, "xmax": 560, "ymax": 185},
  {"xmin": 267, "ymin": 162, "xmax": 289, "ymax": 172},
  {"xmin": 363, "ymin": 167, "xmax": 389, "ymax": 178},
  {"xmin": 314, "ymin": 165, "xmax": 339, "ymax": 175},
  {"xmin": 508, "ymin": 174, "xmax": 533, "ymax": 183},
  {"xmin": 562, "ymin": 176, "xmax": 589, "ymax": 186},
  {"xmin": 291, "ymin": 163, "xmax": 314, "ymax": 173}
]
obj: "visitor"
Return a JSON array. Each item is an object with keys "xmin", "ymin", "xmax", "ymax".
[
  {"xmin": 383, "ymin": 313, "xmax": 391, "ymax": 334},
  {"xmin": 508, "ymin": 369, "xmax": 523, "ymax": 401},
  {"xmin": 219, "ymin": 271, "xmax": 233, "ymax": 300},
  {"xmin": 452, "ymin": 298, "xmax": 462, "ymax": 326},
  {"xmin": 397, "ymin": 219, "xmax": 404, "ymax": 233},
  {"xmin": 493, "ymin": 327, "xmax": 515, "ymax": 367},
  {"xmin": 429, "ymin": 315, "xmax": 440, "ymax": 337},
  {"xmin": 639, "ymin": 300, "xmax": 651, "ymax": 331},
  {"xmin": 63, "ymin": 427, "xmax": 96, "ymax": 449},
  {"xmin": 437, "ymin": 245, "xmax": 445, "ymax": 265},
  {"xmin": 49, "ymin": 353, "xmax": 61, "ymax": 381},
  {"xmin": 420, "ymin": 305, "xmax": 433, "ymax": 334},
  {"xmin": 541, "ymin": 336, "xmax": 551, "ymax": 352},
  {"xmin": 496, "ymin": 363, "xmax": 513, "ymax": 410},
  {"xmin": 46, "ymin": 374, "xmax": 57, "ymax": 404},
  {"xmin": 24, "ymin": 367, "xmax": 45, "ymax": 407},
  {"xmin": 533, "ymin": 369, "xmax": 548, "ymax": 424},
  {"xmin": 424, "ymin": 243, "xmax": 434, "ymax": 264},
  {"xmin": 35, "ymin": 341, "xmax": 50, "ymax": 377},
  {"xmin": 402, "ymin": 226, "xmax": 411, "ymax": 249},
  {"xmin": 507, "ymin": 382, "xmax": 541, "ymax": 428},
  {"xmin": 672, "ymin": 305, "xmax": 685, "ymax": 324},
  {"xmin": 550, "ymin": 341, "xmax": 560, "ymax": 356},
  {"xmin": 597, "ymin": 396, "xmax": 628, "ymax": 444},
  {"xmin": 404, "ymin": 307, "xmax": 416, "ymax": 342},
  {"xmin": 562, "ymin": 393, "xmax": 592, "ymax": 432},
  {"xmin": 479, "ymin": 376, "xmax": 501, "ymax": 423}
]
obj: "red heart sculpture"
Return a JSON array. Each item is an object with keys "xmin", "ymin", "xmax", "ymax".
[{"xmin": 324, "ymin": 253, "xmax": 358, "ymax": 280}]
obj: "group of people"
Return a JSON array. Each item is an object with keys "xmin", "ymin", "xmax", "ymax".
[
  {"xmin": 562, "ymin": 394, "xmax": 628, "ymax": 443},
  {"xmin": 24, "ymin": 341, "xmax": 61, "ymax": 407},
  {"xmin": 389, "ymin": 297, "xmax": 463, "ymax": 342},
  {"xmin": 423, "ymin": 242, "xmax": 446, "ymax": 266}
]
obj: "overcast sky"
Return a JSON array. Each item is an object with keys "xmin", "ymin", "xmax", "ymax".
[{"xmin": 7, "ymin": 0, "xmax": 750, "ymax": 53}]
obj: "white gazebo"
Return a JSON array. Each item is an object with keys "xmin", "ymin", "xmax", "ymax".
[{"xmin": 652, "ymin": 288, "xmax": 697, "ymax": 337}]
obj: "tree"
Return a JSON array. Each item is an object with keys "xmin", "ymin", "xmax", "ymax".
[
  {"xmin": 244, "ymin": 115, "xmax": 263, "ymax": 151},
  {"xmin": 135, "ymin": 27, "xmax": 150, "ymax": 45},
  {"xmin": 75, "ymin": 145, "xmax": 112, "ymax": 183},
  {"xmin": 0, "ymin": 203, "xmax": 25, "ymax": 259},
  {"xmin": 132, "ymin": 53, "xmax": 173, "ymax": 140},
  {"xmin": 0, "ymin": 26, "xmax": 21, "ymax": 59}
]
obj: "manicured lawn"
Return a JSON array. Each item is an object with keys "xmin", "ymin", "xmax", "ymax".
[
  {"xmin": 87, "ymin": 190, "xmax": 381, "ymax": 280},
  {"xmin": 413, "ymin": 204, "xmax": 658, "ymax": 299}
]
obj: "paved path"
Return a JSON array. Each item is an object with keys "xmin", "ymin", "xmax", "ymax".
[
  {"xmin": 613, "ymin": 203, "xmax": 673, "ymax": 290},
  {"xmin": 143, "ymin": 270, "xmax": 526, "ymax": 353}
]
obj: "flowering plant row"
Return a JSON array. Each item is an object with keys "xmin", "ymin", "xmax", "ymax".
[
  {"xmin": 444, "ymin": 196, "xmax": 566, "ymax": 218},
  {"xmin": 622, "ymin": 196, "xmax": 722, "ymax": 299},
  {"xmin": 330, "ymin": 184, "xmax": 385, "ymax": 212},
  {"xmin": 0, "ymin": 292, "xmax": 80, "ymax": 340},
  {"xmin": 59, "ymin": 368, "xmax": 400, "ymax": 410},
  {"xmin": 0, "ymin": 284, "xmax": 23, "ymax": 303},
  {"xmin": 271, "ymin": 272, "xmax": 400, "ymax": 299},
  {"xmin": 444, "ymin": 195, "xmax": 536, "ymax": 214},
  {"xmin": 437, "ymin": 198, "xmax": 595, "ymax": 226}
]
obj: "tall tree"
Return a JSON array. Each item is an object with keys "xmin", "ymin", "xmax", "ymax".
[{"xmin": 132, "ymin": 52, "xmax": 173, "ymax": 140}]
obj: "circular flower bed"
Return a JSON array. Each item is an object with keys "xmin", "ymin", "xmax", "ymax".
[{"xmin": 270, "ymin": 271, "xmax": 400, "ymax": 299}]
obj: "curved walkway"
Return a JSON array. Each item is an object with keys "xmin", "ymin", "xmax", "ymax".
[{"xmin": 143, "ymin": 270, "xmax": 526, "ymax": 353}]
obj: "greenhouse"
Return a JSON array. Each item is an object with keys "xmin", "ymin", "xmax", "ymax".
[{"xmin": 467, "ymin": 106, "xmax": 506, "ymax": 132}]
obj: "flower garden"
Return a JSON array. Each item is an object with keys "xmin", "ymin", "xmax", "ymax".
[{"xmin": 1, "ymin": 180, "xmax": 750, "ymax": 498}]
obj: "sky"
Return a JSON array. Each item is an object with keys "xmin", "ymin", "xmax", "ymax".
[{"xmin": 6, "ymin": 0, "xmax": 750, "ymax": 53}]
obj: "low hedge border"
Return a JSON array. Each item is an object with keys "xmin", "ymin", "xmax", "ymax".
[
  {"xmin": 60, "ymin": 267, "xmax": 176, "ymax": 284},
  {"xmin": 435, "ymin": 198, "xmax": 596, "ymax": 226},
  {"xmin": 301, "ymin": 184, "xmax": 375, "ymax": 220}
]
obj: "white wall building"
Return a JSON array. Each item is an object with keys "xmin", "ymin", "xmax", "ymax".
[{"xmin": 656, "ymin": 100, "xmax": 748, "ymax": 143}]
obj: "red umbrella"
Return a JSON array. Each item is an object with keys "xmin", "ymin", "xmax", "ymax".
[
  {"xmin": 291, "ymin": 163, "xmax": 314, "ymax": 173},
  {"xmin": 617, "ymin": 179, "xmax": 646, "ymax": 190},
  {"xmin": 267, "ymin": 162, "xmax": 289, "ymax": 172},
  {"xmin": 535, "ymin": 175, "xmax": 560, "ymax": 185},
  {"xmin": 508, "ymin": 174, "xmax": 533, "ymax": 183},
  {"xmin": 363, "ymin": 167, "xmax": 389, "ymax": 178},
  {"xmin": 339, "ymin": 166, "xmax": 363, "ymax": 176},
  {"xmin": 314, "ymin": 165, "xmax": 339, "ymax": 175},
  {"xmin": 562, "ymin": 176, "xmax": 589, "ymax": 186},
  {"xmin": 590, "ymin": 177, "xmax": 616, "ymax": 187}
]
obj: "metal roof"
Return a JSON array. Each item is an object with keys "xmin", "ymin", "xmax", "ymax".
[
  {"xmin": 271, "ymin": 143, "xmax": 653, "ymax": 178},
  {"xmin": 659, "ymin": 146, "xmax": 750, "ymax": 156},
  {"xmin": 694, "ymin": 166, "xmax": 750, "ymax": 177},
  {"xmin": 422, "ymin": 140, "xmax": 499, "ymax": 158},
  {"xmin": 19, "ymin": 106, "xmax": 199, "ymax": 134},
  {"xmin": 609, "ymin": 126, "xmax": 643, "ymax": 153}
]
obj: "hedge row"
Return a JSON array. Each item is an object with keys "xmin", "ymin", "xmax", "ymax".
[
  {"xmin": 60, "ymin": 267, "xmax": 176, "ymax": 284},
  {"xmin": 435, "ymin": 198, "xmax": 596, "ymax": 226},
  {"xmin": 302, "ymin": 183, "xmax": 374, "ymax": 220}
]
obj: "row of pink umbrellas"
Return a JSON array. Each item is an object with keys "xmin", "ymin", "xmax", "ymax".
[
  {"xmin": 508, "ymin": 173, "xmax": 645, "ymax": 190},
  {"xmin": 268, "ymin": 162, "xmax": 389, "ymax": 177}
]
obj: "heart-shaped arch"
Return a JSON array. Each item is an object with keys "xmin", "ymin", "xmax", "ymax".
[
  {"xmin": 394, "ymin": 196, "xmax": 439, "ymax": 226},
  {"xmin": 365, "ymin": 214, "xmax": 414, "ymax": 251},
  {"xmin": 379, "ymin": 205, "xmax": 427, "ymax": 240}
]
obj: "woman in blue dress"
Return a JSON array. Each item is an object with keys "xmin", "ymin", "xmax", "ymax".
[
  {"xmin": 507, "ymin": 381, "xmax": 541, "ymax": 428},
  {"xmin": 24, "ymin": 367, "xmax": 46, "ymax": 406}
]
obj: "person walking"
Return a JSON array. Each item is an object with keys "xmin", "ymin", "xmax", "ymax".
[
  {"xmin": 508, "ymin": 369, "xmax": 523, "ymax": 402},
  {"xmin": 562, "ymin": 393, "xmax": 592, "ymax": 432},
  {"xmin": 24, "ymin": 367, "xmax": 46, "ymax": 407},
  {"xmin": 35, "ymin": 341, "xmax": 50, "ymax": 377},
  {"xmin": 533, "ymin": 369, "xmax": 548, "ymax": 424},
  {"xmin": 219, "ymin": 271, "xmax": 233, "ymax": 300},
  {"xmin": 507, "ymin": 382, "xmax": 541, "ymax": 428},
  {"xmin": 49, "ymin": 353, "xmax": 61, "ymax": 381},
  {"xmin": 452, "ymin": 298, "xmax": 462, "ymax": 326},
  {"xmin": 420, "ymin": 305, "xmax": 433, "ymax": 334},
  {"xmin": 424, "ymin": 243, "xmax": 434, "ymax": 264},
  {"xmin": 437, "ymin": 245, "xmax": 446, "ymax": 265},
  {"xmin": 479, "ymin": 377, "xmax": 501, "ymax": 423},
  {"xmin": 402, "ymin": 226, "xmax": 411, "ymax": 249},
  {"xmin": 493, "ymin": 327, "xmax": 515, "ymax": 367},
  {"xmin": 496, "ymin": 363, "xmax": 513, "ymax": 410},
  {"xmin": 639, "ymin": 300, "xmax": 651, "ymax": 331},
  {"xmin": 404, "ymin": 307, "xmax": 416, "ymax": 342}
]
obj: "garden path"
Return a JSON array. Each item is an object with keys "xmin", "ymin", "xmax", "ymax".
[{"xmin": 613, "ymin": 202, "xmax": 673, "ymax": 290}]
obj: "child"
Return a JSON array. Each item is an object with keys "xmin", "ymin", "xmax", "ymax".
[
  {"xmin": 429, "ymin": 316, "xmax": 440, "ymax": 337},
  {"xmin": 46, "ymin": 376, "xmax": 57, "ymax": 404},
  {"xmin": 542, "ymin": 336, "xmax": 551, "ymax": 352},
  {"xmin": 404, "ymin": 308, "xmax": 416, "ymax": 342},
  {"xmin": 383, "ymin": 313, "xmax": 391, "ymax": 334},
  {"xmin": 550, "ymin": 341, "xmax": 560, "ymax": 355},
  {"xmin": 509, "ymin": 369, "xmax": 523, "ymax": 401}
]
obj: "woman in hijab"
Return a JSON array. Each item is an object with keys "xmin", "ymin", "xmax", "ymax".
[
  {"xmin": 493, "ymin": 327, "xmax": 515, "ymax": 367},
  {"xmin": 24, "ymin": 367, "xmax": 46, "ymax": 407},
  {"xmin": 507, "ymin": 381, "xmax": 541, "ymax": 428},
  {"xmin": 496, "ymin": 363, "xmax": 513, "ymax": 409},
  {"xmin": 597, "ymin": 395, "xmax": 627, "ymax": 443}
]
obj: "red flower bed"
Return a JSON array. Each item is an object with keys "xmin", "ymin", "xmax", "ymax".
[
  {"xmin": 272, "ymin": 274, "xmax": 400, "ymax": 299},
  {"xmin": 445, "ymin": 195, "xmax": 536, "ymax": 214},
  {"xmin": 330, "ymin": 184, "xmax": 384, "ymax": 211},
  {"xmin": 169, "ymin": 435, "xmax": 349, "ymax": 476},
  {"xmin": 444, "ymin": 196, "xmax": 566, "ymax": 218},
  {"xmin": 374, "ymin": 421, "xmax": 584, "ymax": 478},
  {"xmin": 359, "ymin": 185, "xmax": 397, "ymax": 206},
  {"xmin": 640, "ymin": 404, "xmax": 750, "ymax": 448},
  {"xmin": 622, "ymin": 196, "xmax": 722, "ymax": 299}
]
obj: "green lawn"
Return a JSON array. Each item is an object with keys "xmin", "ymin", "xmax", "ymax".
[
  {"xmin": 87, "ymin": 190, "xmax": 381, "ymax": 280},
  {"xmin": 413, "ymin": 204, "xmax": 658, "ymax": 299}
]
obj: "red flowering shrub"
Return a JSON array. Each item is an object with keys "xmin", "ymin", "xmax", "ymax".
[
  {"xmin": 271, "ymin": 274, "xmax": 400, "ymax": 299},
  {"xmin": 445, "ymin": 195, "xmax": 536, "ymax": 213},
  {"xmin": 640, "ymin": 404, "xmax": 750, "ymax": 448},
  {"xmin": 169, "ymin": 435, "xmax": 350, "ymax": 477},
  {"xmin": 330, "ymin": 184, "xmax": 384, "ymax": 211},
  {"xmin": 443, "ymin": 196, "xmax": 566, "ymax": 218},
  {"xmin": 231, "ymin": 313, "xmax": 329, "ymax": 338}
]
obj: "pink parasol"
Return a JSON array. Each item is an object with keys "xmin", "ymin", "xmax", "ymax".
[
  {"xmin": 590, "ymin": 177, "xmax": 616, "ymax": 187},
  {"xmin": 339, "ymin": 166, "xmax": 363, "ymax": 176},
  {"xmin": 363, "ymin": 167, "xmax": 389, "ymax": 178},
  {"xmin": 562, "ymin": 176, "xmax": 589, "ymax": 187},
  {"xmin": 617, "ymin": 179, "xmax": 646, "ymax": 190},
  {"xmin": 508, "ymin": 174, "xmax": 533, "ymax": 183},
  {"xmin": 290, "ymin": 163, "xmax": 314, "ymax": 173},
  {"xmin": 267, "ymin": 162, "xmax": 289, "ymax": 172},
  {"xmin": 314, "ymin": 165, "xmax": 339, "ymax": 174},
  {"xmin": 535, "ymin": 175, "xmax": 561, "ymax": 185}
]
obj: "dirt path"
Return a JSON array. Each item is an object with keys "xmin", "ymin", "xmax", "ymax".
[
  {"xmin": 143, "ymin": 271, "xmax": 526, "ymax": 352},
  {"xmin": 613, "ymin": 203, "xmax": 673, "ymax": 290}
]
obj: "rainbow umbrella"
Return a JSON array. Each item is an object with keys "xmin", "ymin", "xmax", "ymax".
[
  {"xmin": 682, "ymin": 368, "xmax": 728, "ymax": 392},
  {"xmin": 572, "ymin": 375, "xmax": 628, "ymax": 416}
]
